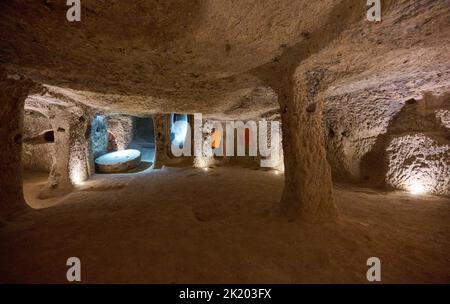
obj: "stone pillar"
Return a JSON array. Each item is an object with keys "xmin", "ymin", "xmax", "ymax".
[
  {"xmin": 106, "ymin": 115, "xmax": 134, "ymax": 151},
  {"xmin": 153, "ymin": 114, "xmax": 170, "ymax": 169},
  {"xmin": 39, "ymin": 107, "xmax": 91, "ymax": 198},
  {"xmin": 193, "ymin": 118, "xmax": 216, "ymax": 168},
  {"xmin": 0, "ymin": 73, "xmax": 33, "ymax": 215},
  {"xmin": 278, "ymin": 69, "xmax": 336, "ymax": 222}
]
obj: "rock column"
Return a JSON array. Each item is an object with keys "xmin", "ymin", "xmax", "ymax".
[
  {"xmin": 0, "ymin": 73, "xmax": 33, "ymax": 215},
  {"xmin": 278, "ymin": 69, "xmax": 336, "ymax": 222}
]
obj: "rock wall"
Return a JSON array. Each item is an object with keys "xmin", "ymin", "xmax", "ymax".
[
  {"xmin": 91, "ymin": 114, "xmax": 108, "ymax": 159},
  {"xmin": 24, "ymin": 94, "xmax": 94, "ymax": 198},
  {"xmin": 386, "ymin": 134, "xmax": 449, "ymax": 196},
  {"xmin": 272, "ymin": 0, "xmax": 450, "ymax": 198},
  {"xmin": 324, "ymin": 90, "xmax": 405, "ymax": 182},
  {"xmin": 153, "ymin": 114, "xmax": 171, "ymax": 169},
  {"xmin": 436, "ymin": 110, "xmax": 450, "ymax": 131},
  {"xmin": 193, "ymin": 117, "xmax": 218, "ymax": 169},
  {"xmin": 106, "ymin": 115, "xmax": 134, "ymax": 151},
  {"xmin": 324, "ymin": 90, "xmax": 450, "ymax": 196},
  {"xmin": 0, "ymin": 72, "xmax": 33, "ymax": 214},
  {"xmin": 324, "ymin": 90, "xmax": 450, "ymax": 187},
  {"xmin": 133, "ymin": 117, "xmax": 155, "ymax": 143},
  {"xmin": 22, "ymin": 110, "xmax": 55, "ymax": 172},
  {"xmin": 41, "ymin": 106, "xmax": 92, "ymax": 197}
]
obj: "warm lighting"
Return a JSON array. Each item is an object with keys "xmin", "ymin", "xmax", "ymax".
[
  {"xmin": 203, "ymin": 167, "xmax": 209, "ymax": 172},
  {"xmin": 70, "ymin": 170, "xmax": 85, "ymax": 185},
  {"xmin": 403, "ymin": 172, "xmax": 435, "ymax": 196},
  {"xmin": 171, "ymin": 114, "xmax": 189, "ymax": 147},
  {"xmin": 194, "ymin": 156, "xmax": 211, "ymax": 170},
  {"xmin": 408, "ymin": 182, "xmax": 427, "ymax": 195},
  {"xmin": 70, "ymin": 159, "xmax": 88, "ymax": 185}
]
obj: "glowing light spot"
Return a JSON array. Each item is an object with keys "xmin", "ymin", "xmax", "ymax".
[
  {"xmin": 171, "ymin": 114, "xmax": 189, "ymax": 147},
  {"xmin": 70, "ymin": 167, "xmax": 85, "ymax": 185},
  {"xmin": 194, "ymin": 156, "xmax": 210, "ymax": 170},
  {"xmin": 70, "ymin": 156, "xmax": 90, "ymax": 186},
  {"xmin": 408, "ymin": 182, "xmax": 427, "ymax": 195}
]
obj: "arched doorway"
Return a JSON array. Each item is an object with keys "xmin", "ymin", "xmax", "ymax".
[
  {"xmin": 21, "ymin": 109, "xmax": 59, "ymax": 208},
  {"xmin": 170, "ymin": 113, "xmax": 189, "ymax": 149}
]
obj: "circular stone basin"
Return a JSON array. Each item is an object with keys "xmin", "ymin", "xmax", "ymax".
[{"xmin": 95, "ymin": 149, "xmax": 142, "ymax": 173}]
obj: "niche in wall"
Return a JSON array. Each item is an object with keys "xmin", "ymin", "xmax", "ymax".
[
  {"xmin": 170, "ymin": 113, "xmax": 189, "ymax": 149},
  {"xmin": 92, "ymin": 114, "xmax": 156, "ymax": 173}
]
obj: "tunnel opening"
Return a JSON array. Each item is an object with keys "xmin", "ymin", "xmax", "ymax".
[
  {"xmin": 93, "ymin": 115, "xmax": 155, "ymax": 174},
  {"xmin": 21, "ymin": 108, "xmax": 59, "ymax": 209},
  {"xmin": 170, "ymin": 113, "xmax": 189, "ymax": 150},
  {"xmin": 129, "ymin": 117, "xmax": 156, "ymax": 163}
]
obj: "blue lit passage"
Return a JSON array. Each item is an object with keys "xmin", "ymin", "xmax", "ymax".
[{"xmin": 170, "ymin": 114, "xmax": 189, "ymax": 149}]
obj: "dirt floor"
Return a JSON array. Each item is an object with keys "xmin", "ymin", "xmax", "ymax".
[{"xmin": 1, "ymin": 167, "xmax": 449, "ymax": 283}]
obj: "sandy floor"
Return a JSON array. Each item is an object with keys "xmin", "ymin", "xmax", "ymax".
[
  {"xmin": 1, "ymin": 167, "xmax": 449, "ymax": 283},
  {"xmin": 22, "ymin": 171, "xmax": 66, "ymax": 209}
]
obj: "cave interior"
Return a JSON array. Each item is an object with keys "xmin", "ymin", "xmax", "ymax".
[{"xmin": 0, "ymin": 0, "xmax": 449, "ymax": 284}]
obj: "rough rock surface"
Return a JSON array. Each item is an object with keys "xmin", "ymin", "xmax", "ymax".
[
  {"xmin": 24, "ymin": 92, "xmax": 94, "ymax": 198},
  {"xmin": 0, "ymin": 0, "xmax": 337, "ymax": 117},
  {"xmin": 1, "ymin": 0, "xmax": 449, "ymax": 218},
  {"xmin": 0, "ymin": 72, "xmax": 34, "ymax": 214},
  {"xmin": 7, "ymin": 167, "xmax": 450, "ymax": 283},
  {"xmin": 1, "ymin": 1, "xmax": 450, "ymax": 285},
  {"xmin": 106, "ymin": 115, "xmax": 134, "ymax": 151},
  {"xmin": 153, "ymin": 114, "xmax": 171, "ymax": 169},
  {"xmin": 90, "ymin": 114, "xmax": 108, "ymax": 159},
  {"xmin": 386, "ymin": 134, "xmax": 449, "ymax": 196},
  {"xmin": 22, "ymin": 109, "xmax": 55, "ymax": 172},
  {"xmin": 437, "ymin": 110, "xmax": 450, "ymax": 131}
]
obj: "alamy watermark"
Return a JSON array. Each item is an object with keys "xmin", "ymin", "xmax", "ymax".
[
  {"xmin": 66, "ymin": 0, "xmax": 81, "ymax": 22},
  {"xmin": 65, "ymin": 256, "xmax": 381, "ymax": 282},
  {"xmin": 67, "ymin": 1, "xmax": 381, "ymax": 23},
  {"xmin": 367, "ymin": 257, "xmax": 382, "ymax": 282},
  {"xmin": 367, "ymin": 0, "xmax": 382, "ymax": 22},
  {"xmin": 171, "ymin": 114, "xmax": 281, "ymax": 168},
  {"xmin": 66, "ymin": 257, "xmax": 81, "ymax": 282}
]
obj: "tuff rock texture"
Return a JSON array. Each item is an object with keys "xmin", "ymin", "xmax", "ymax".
[
  {"xmin": 386, "ymin": 134, "xmax": 450, "ymax": 196},
  {"xmin": 0, "ymin": 0, "xmax": 449, "ymax": 220},
  {"xmin": 1, "ymin": 0, "xmax": 450, "ymax": 285},
  {"xmin": 91, "ymin": 114, "xmax": 108, "ymax": 159},
  {"xmin": 24, "ymin": 93, "xmax": 93, "ymax": 199},
  {"xmin": 0, "ymin": 72, "xmax": 33, "ymax": 214},
  {"xmin": 22, "ymin": 109, "xmax": 55, "ymax": 172},
  {"xmin": 106, "ymin": 115, "xmax": 135, "ymax": 151},
  {"xmin": 153, "ymin": 114, "xmax": 171, "ymax": 169}
]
